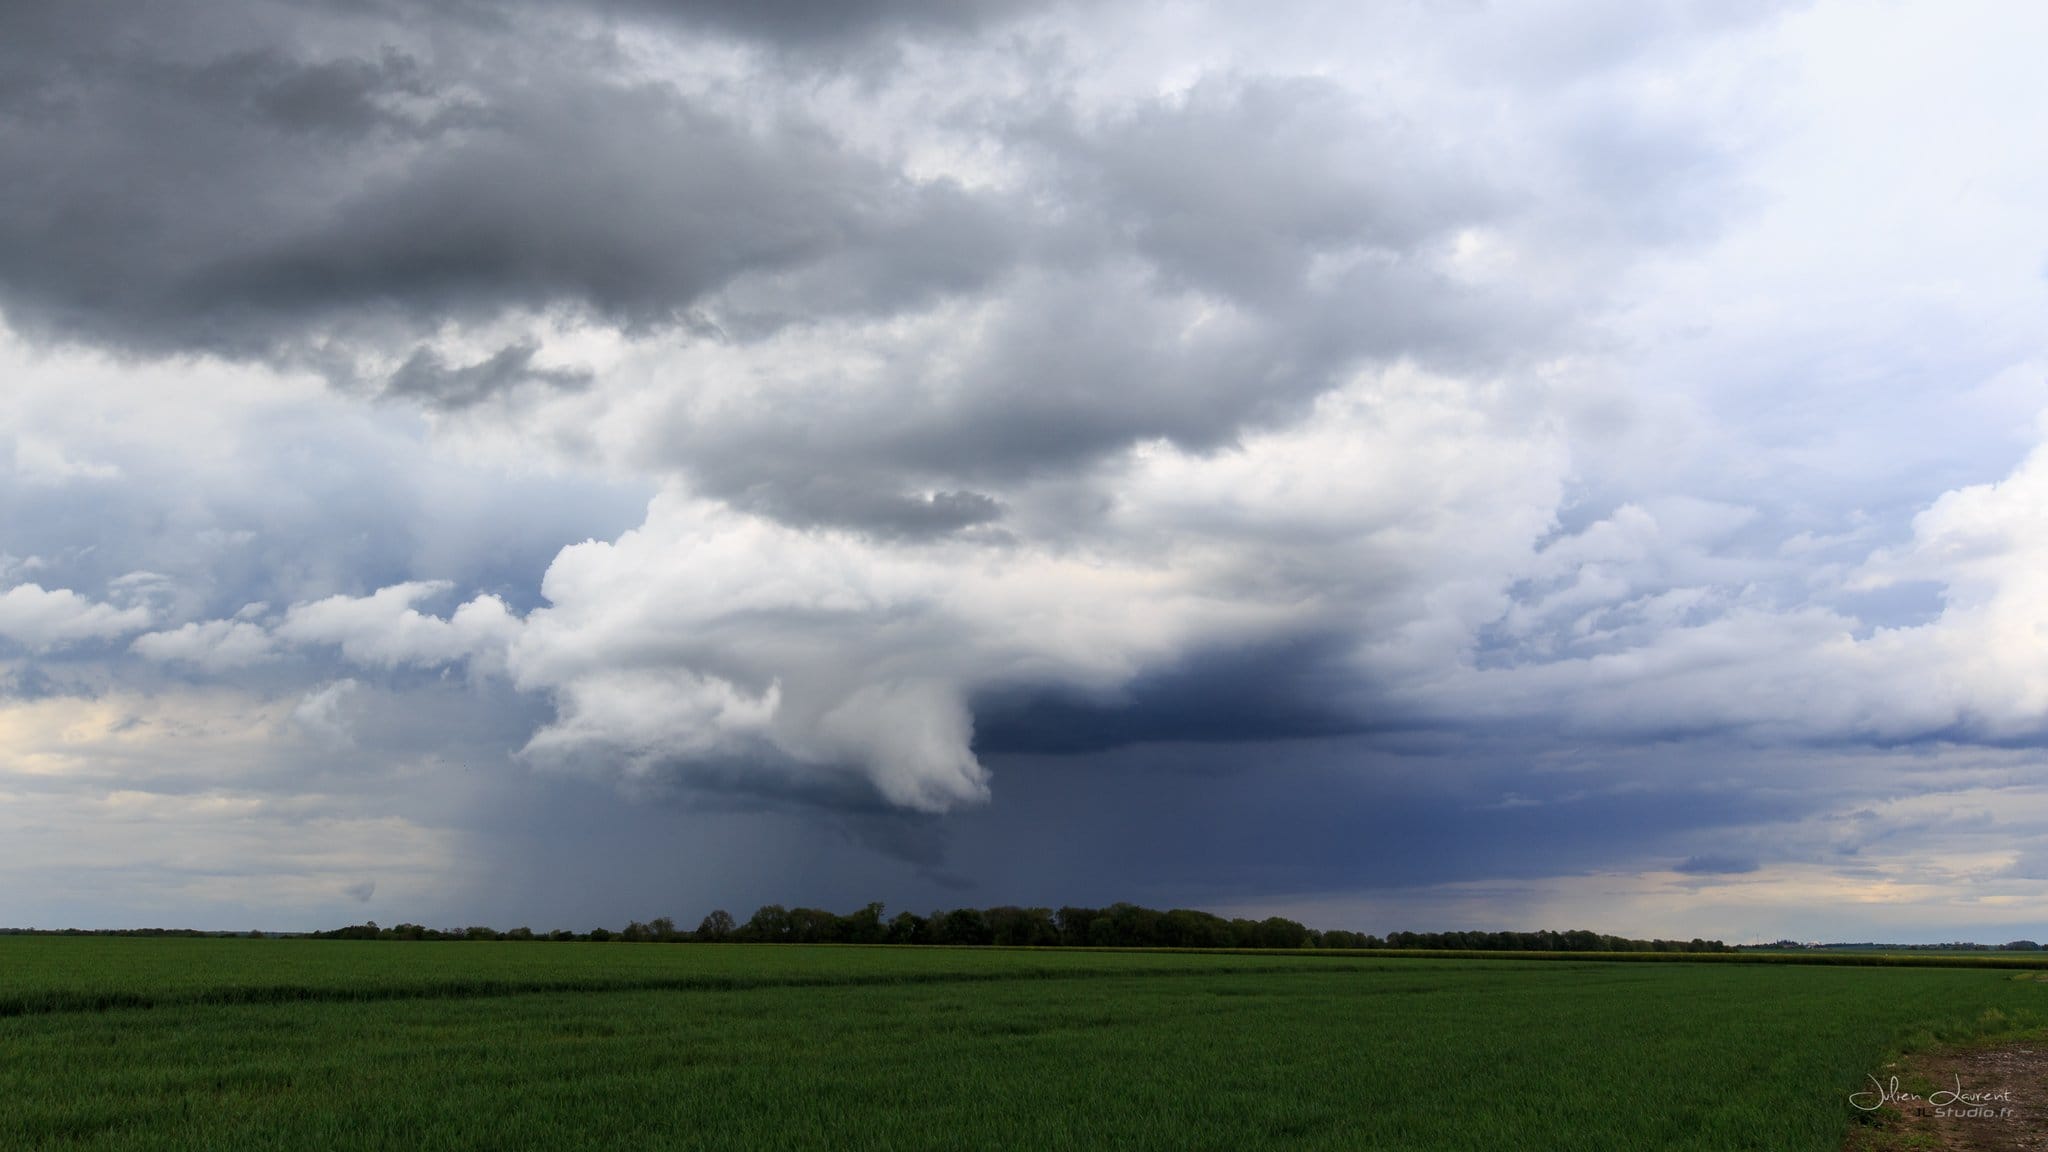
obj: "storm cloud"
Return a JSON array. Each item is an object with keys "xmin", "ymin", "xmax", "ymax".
[
  {"xmin": 0, "ymin": 1, "xmax": 1021, "ymax": 379},
  {"xmin": 5, "ymin": 0, "xmax": 2048, "ymax": 940}
]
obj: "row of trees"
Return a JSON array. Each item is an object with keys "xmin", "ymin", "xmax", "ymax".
[
  {"xmin": 1373, "ymin": 929, "xmax": 1728, "ymax": 953},
  {"xmin": 1752, "ymin": 939, "xmax": 2043, "ymax": 952},
  {"xmin": 697, "ymin": 903, "xmax": 1323, "ymax": 949},
  {"xmin": 0, "ymin": 927, "xmax": 236, "ymax": 937},
  {"xmin": 312, "ymin": 903, "xmax": 1731, "ymax": 952}
]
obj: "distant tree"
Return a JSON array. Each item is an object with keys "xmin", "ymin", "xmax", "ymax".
[
  {"xmin": 986, "ymin": 906, "xmax": 1058, "ymax": 947},
  {"xmin": 1087, "ymin": 903, "xmax": 1163, "ymax": 947},
  {"xmin": 696, "ymin": 910, "xmax": 736, "ymax": 941},
  {"xmin": 787, "ymin": 907, "xmax": 839, "ymax": 944},
  {"xmin": 505, "ymin": 926, "xmax": 536, "ymax": 941},
  {"xmin": 744, "ymin": 904, "xmax": 793, "ymax": 942},
  {"xmin": 322, "ymin": 922, "xmax": 383, "ymax": 941},
  {"xmin": 1319, "ymin": 930, "xmax": 1376, "ymax": 949},
  {"xmin": 1055, "ymin": 907, "xmax": 1100, "ymax": 948},
  {"xmin": 841, "ymin": 902, "xmax": 886, "ymax": 944},
  {"xmin": 886, "ymin": 911, "xmax": 928, "ymax": 944},
  {"xmin": 1254, "ymin": 916, "xmax": 1310, "ymax": 949},
  {"xmin": 933, "ymin": 907, "xmax": 992, "ymax": 946},
  {"xmin": 588, "ymin": 927, "xmax": 614, "ymax": 942},
  {"xmin": 1159, "ymin": 908, "xmax": 1230, "ymax": 949},
  {"xmin": 648, "ymin": 917, "xmax": 679, "ymax": 942}
]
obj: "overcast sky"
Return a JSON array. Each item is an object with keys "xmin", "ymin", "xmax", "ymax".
[{"xmin": 3, "ymin": 0, "xmax": 2046, "ymax": 942}]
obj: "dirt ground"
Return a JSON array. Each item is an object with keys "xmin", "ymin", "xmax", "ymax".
[{"xmin": 1846, "ymin": 1041, "xmax": 2048, "ymax": 1151}]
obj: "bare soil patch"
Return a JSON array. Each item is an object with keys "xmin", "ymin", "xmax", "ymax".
[{"xmin": 1847, "ymin": 1040, "xmax": 2048, "ymax": 1151}]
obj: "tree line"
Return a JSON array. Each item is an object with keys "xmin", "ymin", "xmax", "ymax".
[
  {"xmin": 1749, "ymin": 939, "xmax": 2043, "ymax": 952},
  {"xmin": 310, "ymin": 902, "xmax": 1731, "ymax": 952},
  {"xmin": 0, "ymin": 927, "xmax": 248, "ymax": 937}
]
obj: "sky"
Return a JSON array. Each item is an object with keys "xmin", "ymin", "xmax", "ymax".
[{"xmin": 2, "ymin": 0, "xmax": 2046, "ymax": 943}]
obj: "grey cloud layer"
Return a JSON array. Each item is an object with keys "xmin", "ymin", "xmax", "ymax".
[
  {"xmin": 587, "ymin": 0, "xmax": 1050, "ymax": 48},
  {"xmin": 0, "ymin": 0, "xmax": 1654, "ymax": 525},
  {"xmin": 0, "ymin": 2, "xmax": 1019, "ymax": 386}
]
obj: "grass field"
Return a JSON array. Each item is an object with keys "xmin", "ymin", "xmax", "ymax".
[{"xmin": 5, "ymin": 939, "xmax": 2046, "ymax": 1150}]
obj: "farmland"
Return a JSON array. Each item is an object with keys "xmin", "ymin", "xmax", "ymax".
[{"xmin": 5, "ymin": 939, "xmax": 2047, "ymax": 1150}]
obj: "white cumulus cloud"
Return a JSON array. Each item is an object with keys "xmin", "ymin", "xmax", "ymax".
[
  {"xmin": 132, "ymin": 618, "xmax": 278, "ymax": 671},
  {"xmin": 0, "ymin": 583, "xmax": 151, "ymax": 651},
  {"xmin": 277, "ymin": 582, "xmax": 520, "ymax": 673}
]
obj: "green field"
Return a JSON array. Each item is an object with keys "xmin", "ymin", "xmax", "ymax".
[{"xmin": 5, "ymin": 939, "xmax": 2045, "ymax": 1150}]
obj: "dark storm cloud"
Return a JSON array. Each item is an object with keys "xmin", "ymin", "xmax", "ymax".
[
  {"xmin": 446, "ymin": 767, "xmax": 976, "ymax": 930},
  {"xmin": 0, "ymin": 0, "xmax": 1687, "ymax": 556},
  {"xmin": 592, "ymin": 0, "xmax": 1049, "ymax": 48},
  {"xmin": 3, "ymin": 0, "xmax": 1870, "ymax": 911},
  {"xmin": 923, "ymin": 736, "xmax": 1819, "ymax": 911},
  {"xmin": 1673, "ymin": 854, "xmax": 1760, "ymax": 875},
  {"xmin": 0, "ymin": 0, "xmax": 1026, "ymax": 363},
  {"xmin": 972, "ymin": 635, "xmax": 1370, "ymax": 756},
  {"xmin": 726, "ymin": 481, "xmax": 1006, "ymax": 540},
  {"xmin": 1, "ymin": 0, "xmax": 1563, "ymax": 521},
  {"xmin": 632, "ymin": 70, "xmax": 1572, "ymax": 530},
  {"xmin": 207, "ymin": 86, "xmax": 1010, "ymax": 334},
  {"xmin": 18, "ymin": 0, "xmax": 2044, "ymax": 943},
  {"xmin": 649, "ymin": 248, "xmax": 1546, "ymax": 536},
  {"xmin": 452, "ymin": 733, "xmax": 1820, "ymax": 924},
  {"xmin": 382, "ymin": 342, "xmax": 591, "ymax": 410}
]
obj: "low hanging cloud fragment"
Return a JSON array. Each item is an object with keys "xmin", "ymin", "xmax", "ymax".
[
  {"xmin": 132, "ymin": 619, "xmax": 277, "ymax": 671},
  {"xmin": 380, "ymin": 343, "xmax": 592, "ymax": 410},
  {"xmin": 276, "ymin": 582, "xmax": 520, "ymax": 672},
  {"xmin": 586, "ymin": 0, "xmax": 1049, "ymax": 49},
  {"xmin": 0, "ymin": 584, "xmax": 152, "ymax": 652},
  {"xmin": 292, "ymin": 679, "xmax": 362, "ymax": 745},
  {"xmin": 1673, "ymin": 854, "xmax": 1760, "ymax": 876}
]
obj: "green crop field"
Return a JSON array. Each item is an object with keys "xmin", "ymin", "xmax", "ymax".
[{"xmin": 4, "ymin": 939, "xmax": 2046, "ymax": 1150}]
